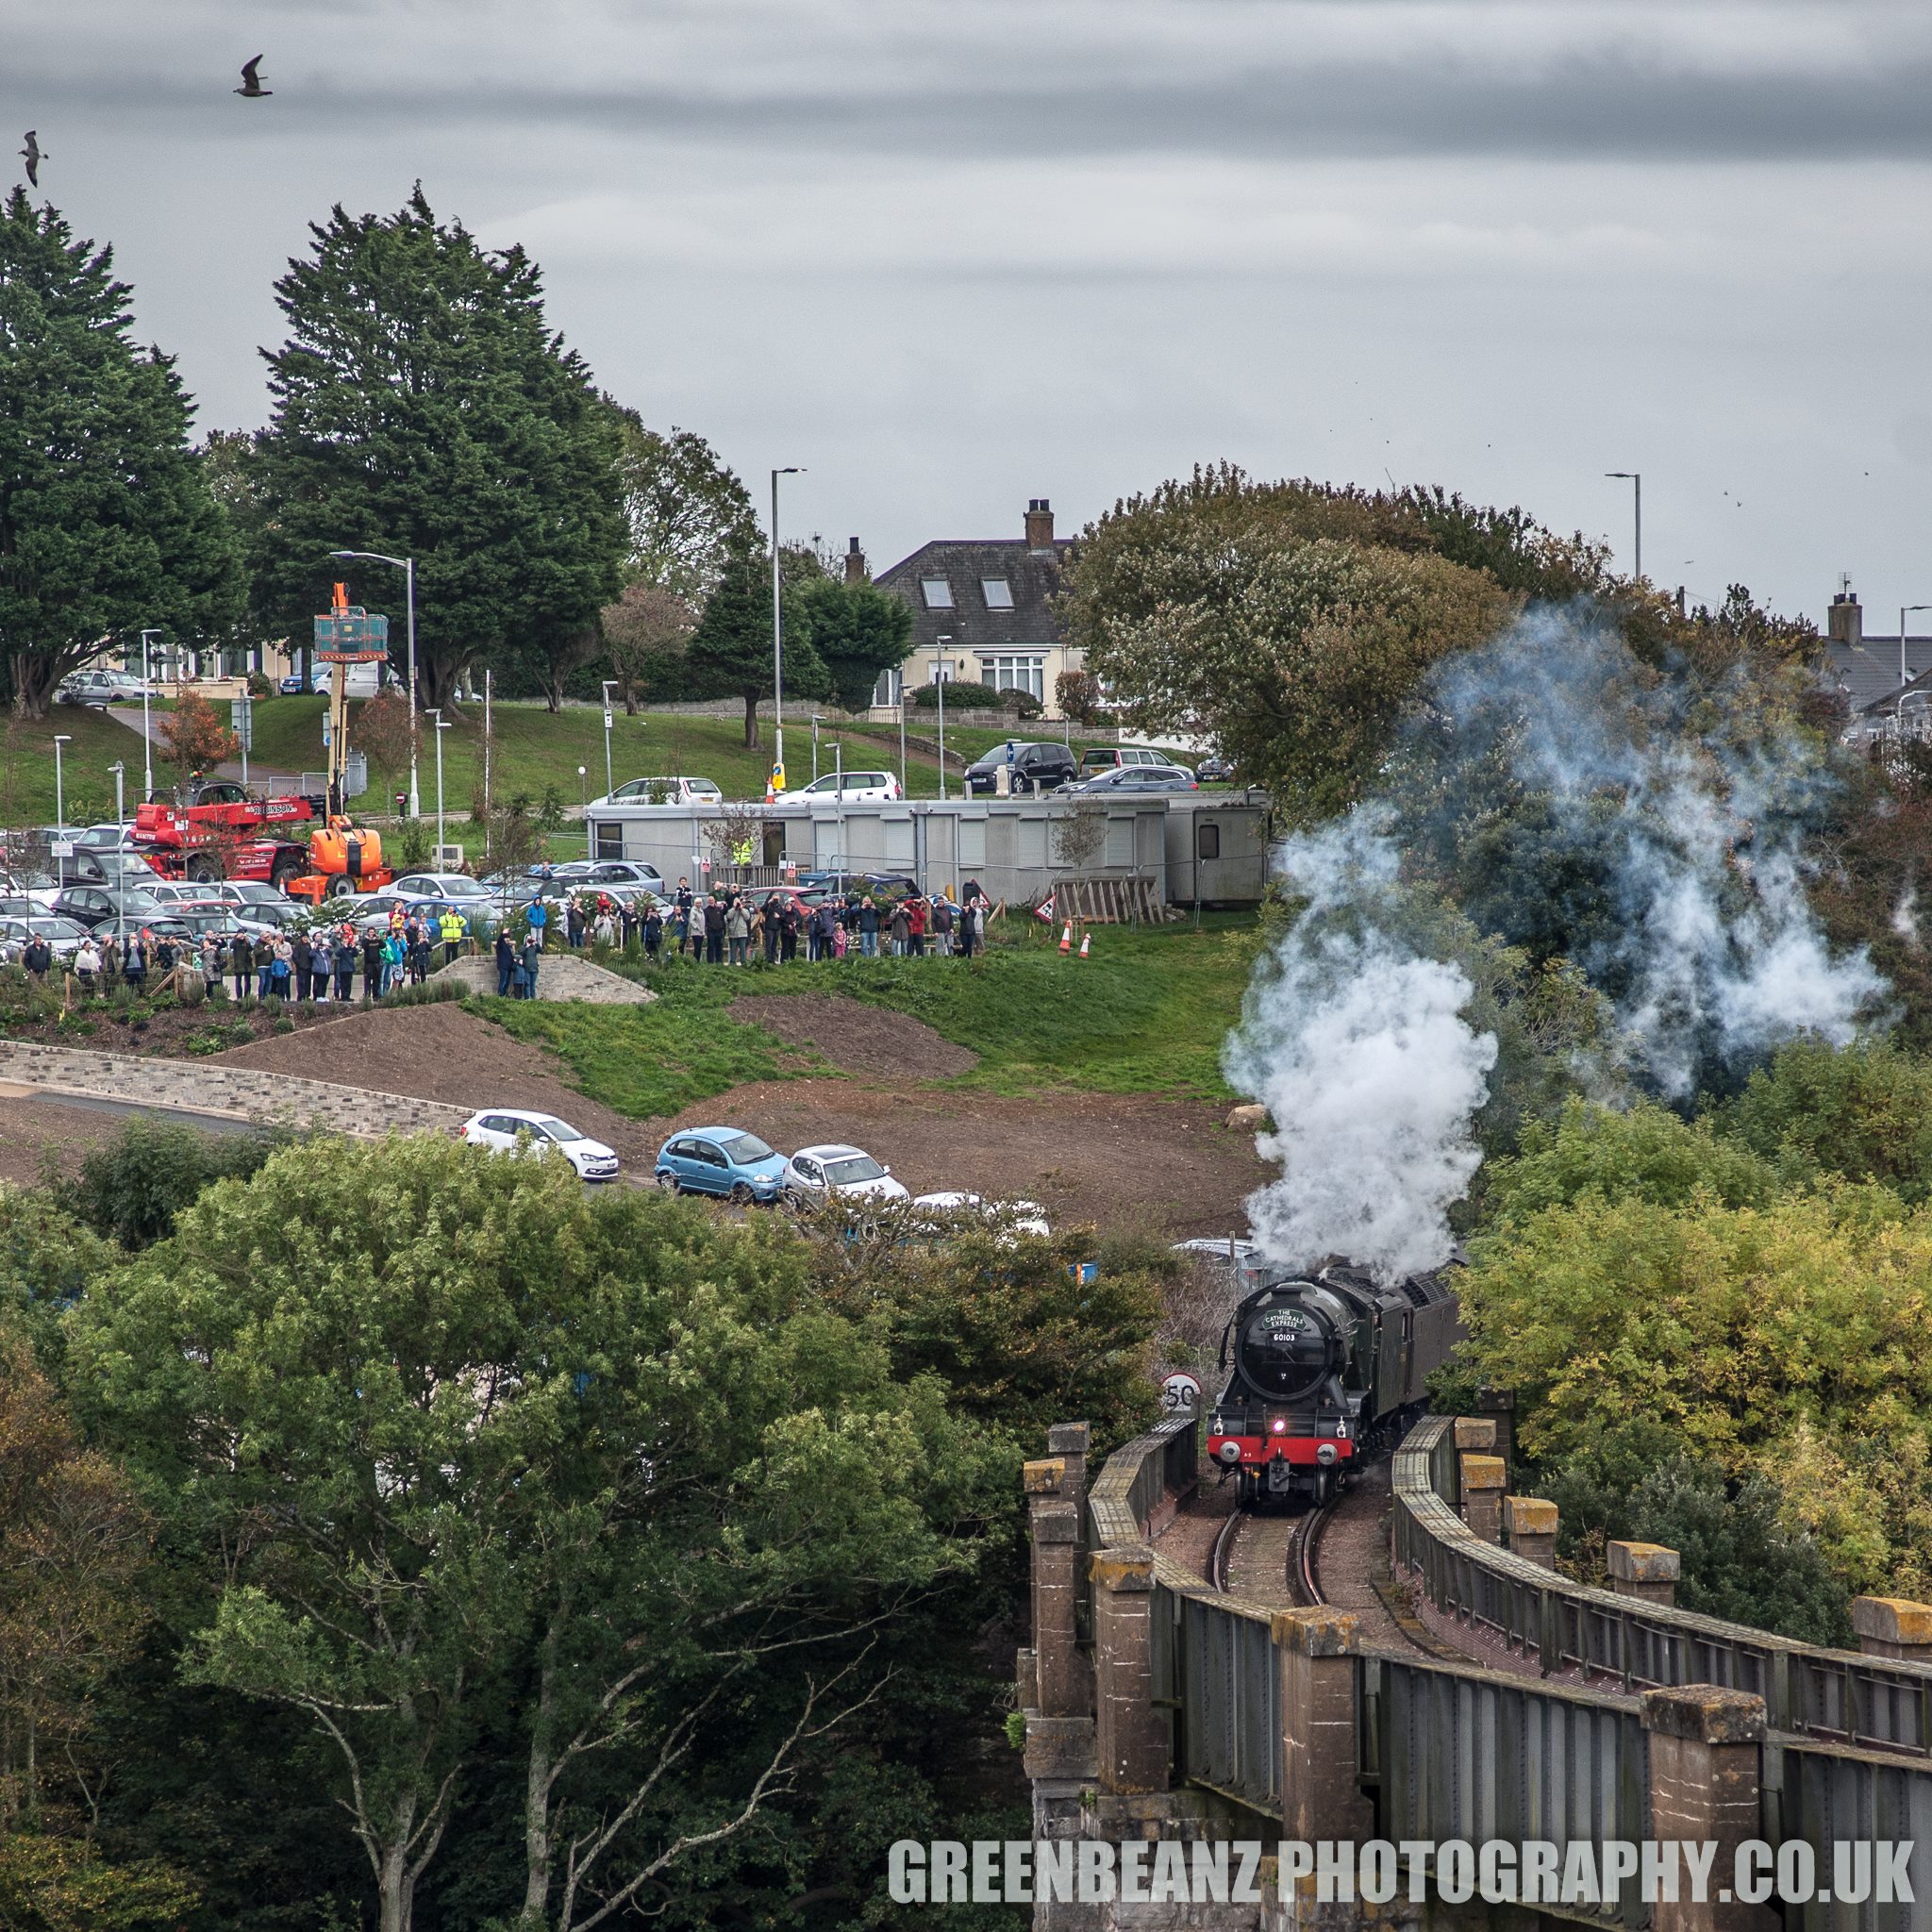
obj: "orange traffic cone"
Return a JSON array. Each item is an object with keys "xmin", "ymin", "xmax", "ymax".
[
  {"xmin": 1058, "ymin": 923, "xmax": 1073, "ymax": 954},
  {"xmin": 1078, "ymin": 932, "xmax": 1091, "ymax": 958},
  {"xmin": 764, "ymin": 779, "xmax": 777, "ymax": 804}
]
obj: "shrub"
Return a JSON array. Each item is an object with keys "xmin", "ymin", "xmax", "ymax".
[{"xmin": 55, "ymin": 1118, "xmax": 291, "ymax": 1250}]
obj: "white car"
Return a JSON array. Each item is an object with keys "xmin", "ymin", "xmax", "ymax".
[
  {"xmin": 458, "ymin": 1109, "xmax": 621, "ymax": 1181},
  {"xmin": 389, "ymin": 873, "xmax": 495, "ymax": 906},
  {"xmin": 0, "ymin": 914, "xmax": 92, "ymax": 963},
  {"xmin": 794, "ymin": 770, "xmax": 902, "ymax": 802},
  {"xmin": 141, "ymin": 879, "xmax": 225, "ymax": 907},
  {"xmin": 75, "ymin": 823, "xmax": 142, "ymax": 852},
  {"xmin": 592, "ymin": 775, "xmax": 724, "ymax": 808},
  {"xmin": 912, "ymin": 1191, "xmax": 1051, "ymax": 1237},
  {"xmin": 781, "ymin": 1143, "xmax": 910, "ymax": 1206}
]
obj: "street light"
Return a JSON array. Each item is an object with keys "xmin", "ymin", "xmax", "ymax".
[
  {"xmin": 1904, "ymin": 606, "xmax": 1932, "ymax": 692},
  {"xmin": 1605, "ymin": 472, "xmax": 1641, "ymax": 582},
  {"xmin": 109, "ymin": 760, "xmax": 125, "ymax": 827},
  {"xmin": 52, "ymin": 734, "xmax": 70, "ymax": 831},
  {"xmin": 432, "ymin": 712, "xmax": 451, "ymax": 861},
  {"xmin": 770, "ymin": 467, "xmax": 804, "ymax": 794},
  {"xmin": 934, "ymin": 634, "xmax": 951, "ymax": 801},
  {"xmin": 137, "ymin": 627, "xmax": 162, "ymax": 801},
  {"xmin": 600, "ymin": 680, "xmax": 617, "ymax": 801},
  {"xmin": 329, "ymin": 549, "xmax": 418, "ymax": 817},
  {"xmin": 578, "ymin": 765, "xmax": 589, "ymax": 858}
]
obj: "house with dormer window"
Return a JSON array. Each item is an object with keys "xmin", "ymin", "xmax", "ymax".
[{"xmin": 851, "ymin": 497, "xmax": 1084, "ymax": 720}]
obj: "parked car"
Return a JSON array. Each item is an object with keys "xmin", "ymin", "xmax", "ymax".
[
  {"xmin": 1195, "ymin": 753, "xmax": 1234, "ymax": 783},
  {"xmin": 1077, "ymin": 746, "xmax": 1183, "ymax": 776},
  {"xmin": 794, "ymin": 770, "xmax": 902, "ymax": 802},
  {"xmin": 457, "ymin": 1109, "xmax": 620, "ymax": 1181},
  {"xmin": 56, "ymin": 669, "xmax": 155, "ymax": 706},
  {"xmin": 0, "ymin": 914, "xmax": 92, "ymax": 963},
  {"xmin": 781, "ymin": 1143, "xmax": 910, "ymax": 1206},
  {"xmin": 592, "ymin": 775, "xmax": 724, "ymax": 808},
  {"xmin": 140, "ymin": 880, "xmax": 226, "ymax": 907},
  {"xmin": 75, "ymin": 822, "xmax": 142, "ymax": 852},
  {"xmin": 278, "ymin": 675, "xmax": 308, "ymax": 694},
  {"xmin": 1063, "ymin": 765, "xmax": 1199, "ymax": 794},
  {"xmin": 388, "ymin": 873, "xmax": 496, "ymax": 907},
  {"xmin": 912, "ymin": 1191, "xmax": 1052, "ymax": 1237},
  {"xmin": 961, "ymin": 741, "xmax": 1078, "ymax": 796},
  {"xmin": 167, "ymin": 907, "xmax": 281, "ymax": 941},
  {"xmin": 566, "ymin": 860, "xmax": 666, "ymax": 902},
  {"xmin": 655, "ymin": 1128, "xmax": 789, "ymax": 1203},
  {"xmin": 49, "ymin": 884, "xmax": 178, "ymax": 931}
]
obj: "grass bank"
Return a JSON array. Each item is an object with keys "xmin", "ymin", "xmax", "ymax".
[{"xmin": 475, "ymin": 914, "xmax": 1260, "ymax": 1122}]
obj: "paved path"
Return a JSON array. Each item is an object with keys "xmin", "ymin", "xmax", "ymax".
[
  {"xmin": 0, "ymin": 1041, "xmax": 468, "ymax": 1138},
  {"xmin": 432, "ymin": 953, "xmax": 656, "ymax": 1004}
]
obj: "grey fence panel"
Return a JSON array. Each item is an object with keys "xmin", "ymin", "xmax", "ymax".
[
  {"xmin": 1769, "ymin": 1739, "xmax": 1932, "ymax": 1932},
  {"xmin": 1394, "ymin": 1419, "xmax": 1932, "ymax": 1750},
  {"xmin": 1176, "ymin": 1591, "xmax": 1280, "ymax": 1817},
  {"xmin": 1372, "ymin": 1657, "xmax": 1652, "ymax": 1930}
]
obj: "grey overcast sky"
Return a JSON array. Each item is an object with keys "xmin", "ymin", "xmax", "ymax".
[{"xmin": 8, "ymin": 0, "xmax": 1929, "ymax": 624}]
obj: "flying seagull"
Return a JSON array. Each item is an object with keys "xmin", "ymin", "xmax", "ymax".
[
  {"xmin": 234, "ymin": 56, "xmax": 271, "ymax": 97},
  {"xmin": 20, "ymin": 130, "xmax": 42, "ymax": 186}
]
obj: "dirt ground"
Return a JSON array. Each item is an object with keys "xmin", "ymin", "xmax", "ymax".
[
  {"xmin": 658, "ymin": 1077, "xmax": 1268, "ymax": 1235},
  {"xmin": 0, "ymin": 1092, "xmax": 127, "ymax": 1187},
  {"xmin": 727, "ymin": 995, "xmax": 979, "ymax": 1080},
  {"xmin": 208, "ymin": 1004, "xmax": 659, "ymax": 1166},
  {"xmin": 4, "ymin": 992, "xmax": 1271, "ymax": 1236}
]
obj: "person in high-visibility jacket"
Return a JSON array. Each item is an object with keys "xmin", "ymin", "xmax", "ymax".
[{"xmin": 439, "ymin": 907, "xmax": 465, "ymax": 965}]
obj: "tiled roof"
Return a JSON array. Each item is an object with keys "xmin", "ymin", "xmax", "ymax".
[
  {"xmin": 873, "ymin": 537, "xmax": 1076, "ymax": 658},
  {"xmin": 1820, "ymin": 639, "xmax": 1932, "ymax": 716}
]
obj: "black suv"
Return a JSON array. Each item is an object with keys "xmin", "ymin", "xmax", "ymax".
[{"xmin": 961, "ymin": 741, "xmax": 1078, "ymax": 796}]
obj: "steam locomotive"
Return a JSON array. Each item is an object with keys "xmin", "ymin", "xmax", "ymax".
[{"xmin": 1205, "ymin": 1262, "xmax": 1461, "ymax": 1508}]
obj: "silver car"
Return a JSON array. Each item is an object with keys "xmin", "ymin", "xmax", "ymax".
[{"xmin": 781, "ymin": 1143, "xmax": 910, "ymax": 1206}]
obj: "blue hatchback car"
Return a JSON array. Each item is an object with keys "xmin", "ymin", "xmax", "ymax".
[{"xmin": 655, "ymin": 1127, "xmax": 788, "ymax": 1204}]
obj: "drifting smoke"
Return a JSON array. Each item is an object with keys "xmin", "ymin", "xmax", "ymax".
[
  {"xmin": 1894, "ymin": 885, "xmax": 1920, "ymax": 949},
  {"xmin": 1224, "ymin": 814, "xmax": 1498, "ymax": 1285},
  {"xmin": 1228, "ymin": 608, "xmax": 1886, "ymax": 1282}
]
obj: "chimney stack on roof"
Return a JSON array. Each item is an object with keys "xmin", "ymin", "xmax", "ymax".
[
  {"xmin": 1828, "ymin": 588, "xmax": 1863, "ymax": 646},
  {"xmin": 844, "ymin": 536, "xmax": 867, "ymax": 585},
  {"xmin": 1025, "ymin": 497, "xmax": 1055, "ymax": 553}
]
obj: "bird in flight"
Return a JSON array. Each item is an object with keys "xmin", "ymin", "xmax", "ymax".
[
  {"xmin": 234, "ymin": 56, "xmax": 272, "ymax": 97},
  {"xmin": 20, "ymin": 130, "xmax": 42, "ymax": 186}
]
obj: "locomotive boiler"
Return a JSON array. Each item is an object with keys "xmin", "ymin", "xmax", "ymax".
[{"xmin": 1205, "ymin": 1262, "xmax": 1461, "ymax": 1508}]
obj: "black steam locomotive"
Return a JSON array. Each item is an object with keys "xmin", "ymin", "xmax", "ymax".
[{"xmin": 1205, "ymin": 1262, "xmax": 1461, "ymax": 1508}]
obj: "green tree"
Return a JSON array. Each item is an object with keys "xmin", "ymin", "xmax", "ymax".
[
  {"xmin": 248, "ymin": 189, "xmax": 625, "ymax": 713},
  {"xmin": 0, "ymin": 192, "xmax": 242, "ymax": 717},
  {"xmin": 604, "ymin": 407, "xmax": 756, "ymax": 601},
  {"xmin": 796, "ymin": 576, "xmax": 914, "ymax": 715},
  {"xmin": 686, "ymin": 529, "xmax": 827, "ymax": 749},
  {"xmin": 1060, "ymin": 467, "xmax": 1507, "ymax": 819},
  {"xmin": 72, "ymin": 1138, "xmax": 1005, "ymax": 1932}
]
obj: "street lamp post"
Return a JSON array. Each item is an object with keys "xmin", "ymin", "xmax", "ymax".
[
  {"xmin": 770, "ymin": 467, "xmax": 803, "ymax": 794},
  {"xmin": 600, "ymin": 680, "xmax": 616, "ymax": 801},
  {"xmin": 52, "ymin": 734, "xmax": 70, "ymax": 831},
  {"xmin": 578, "ymin": 766, "xmax": 589, "ymax": 858},
  {"xmin": 1606, "ymin": 472, "xmax": 1641, "ymax": 582},
  {"xmin": 934, "ymin": 635, "xmax": 951, "ymax": 801},
  {"xmin": 137, "ymin": 627, "xmax": 162, "ymax": 801},
  {"xmin": 330, "ymin": 549, "xmax": 418, "ymax": 816},
  {"xmin": 432, "ymin": 713, "xmax": 451, "ymax": 860},
  {"xmin": 109, "ymin": 761, "xmax": 125, "ymax": 827},
  {"xmin": 1903, "ymin": 606, "xmax": 1932, "ymax": 692}
]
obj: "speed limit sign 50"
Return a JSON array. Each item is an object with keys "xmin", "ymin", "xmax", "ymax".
[{"xmin": 1159, "ymin": 1372, "xmax": 1202, "ymax": 1413}]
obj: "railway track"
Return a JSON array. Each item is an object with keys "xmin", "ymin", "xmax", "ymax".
[{"xmin": 1207, "ymin": 1495, "xmax": 1331, "ymax": 1604}]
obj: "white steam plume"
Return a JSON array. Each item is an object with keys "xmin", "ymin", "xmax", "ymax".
[{"xmin": 1224, "ymin": 815, "xmax": 1497, "ymax": 1285}]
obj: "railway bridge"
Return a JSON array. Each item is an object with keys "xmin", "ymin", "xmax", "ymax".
[{"xmin": 1017, "ymin": 1415, "xmax": 1932, "ymax": 1932}]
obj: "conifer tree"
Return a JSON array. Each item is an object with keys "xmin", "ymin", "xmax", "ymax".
[
  {"xmin": 686, "ymin": 528, "xmax": 827, "ymax": 747},
  {"xmin": 0, "ymin": 191, "xmax": 242, "ymax": 716},
  {"xmin": 249, "ymin": 188, "xmax": 624, "ymax": 709}
]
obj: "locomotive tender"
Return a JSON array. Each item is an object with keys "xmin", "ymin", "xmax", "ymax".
[{"xmin": 1205, "ymin": 1262, "xmax": 1461, "ymax": 1507}]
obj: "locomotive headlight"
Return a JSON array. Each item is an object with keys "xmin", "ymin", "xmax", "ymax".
[
  {"xmin": 1215, "ymin": 1441, "xmax": 1242, "ymax": 1465},
  {"xmin": 1316, "ymin": 1444, "xmax": 1339, "ymax": 1466},
  {"xmin": 1270, "ymin": 1418, "xmax": 1288, "ymax": 1435}
]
